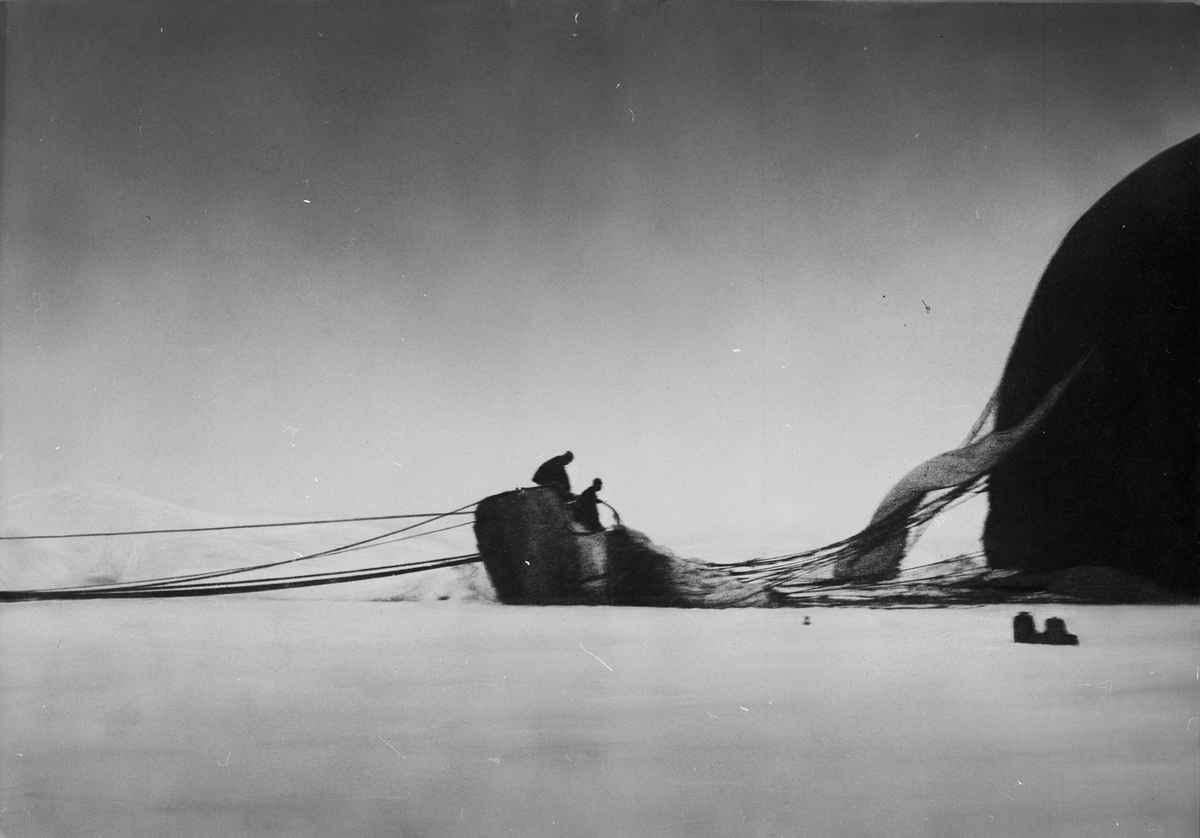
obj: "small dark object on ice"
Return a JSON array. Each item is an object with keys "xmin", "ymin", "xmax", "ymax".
[
  {"xmin": 1013, "ymin": 612, "xmax": 1079, "ymax": 645},
  {"xmin": 803, "ymin": 615, "xmax": 811, "ymax": 625},
  {"xmin": 1012, "ymin": 612, "xmax": 1037, "ymax": 641}
]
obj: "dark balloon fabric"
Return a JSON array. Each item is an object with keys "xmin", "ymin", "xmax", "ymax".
[{"xmin": 984, "ymin": 135, "xmax": 1198, "ymax": 594}]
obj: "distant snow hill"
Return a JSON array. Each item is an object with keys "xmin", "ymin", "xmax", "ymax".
[{"xmin": 0, "ymin": 485, "xmax": 495, "ymax": 602}]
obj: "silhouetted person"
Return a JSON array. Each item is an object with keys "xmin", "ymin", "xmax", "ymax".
[
  {"xmin": 532, "ymin": 451, "xmax": 573, "ymax": 499},
  {"xmin": 575, "ymin": 478, "xmax": 604, "ymax": 531}
]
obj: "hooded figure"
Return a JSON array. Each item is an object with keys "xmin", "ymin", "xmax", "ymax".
[
  {"xmin": 574, "ymin": 478, "xmax": 604, "ymax": 531},
  {"xmin": 532, "ymin": 451, "xmax": 574, "ymax": 498}
]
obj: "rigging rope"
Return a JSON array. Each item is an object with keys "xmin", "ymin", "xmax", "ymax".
[
  {"xmin": 0, "ymin": 509, "xmax": 475, "ymax": 541},
  {"xmin": 724, "ymin": 477, "xmax": 987, "ymax": 590},
  {"xmin": 16, "ymin": 500, "xmax": 482, "ymax": 596},
  {"xmin": 0, "ymin": 501, "xmax": 484, "ymax": 601},
  {"xmin": 725, "ymin": 351, "xmax": 1094, "ymax": 601},
  {"xmin": 0, "ymin": 553, "xmax": 482, "ymax": 602},
  {"xmin": 321, "ymin": 519, "xmax": 475, "ymax": 557}
]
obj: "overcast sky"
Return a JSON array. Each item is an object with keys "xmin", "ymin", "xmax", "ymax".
[{"xmin": 3, "ymin": 1, "xmax": 1197, "ymax": 560}]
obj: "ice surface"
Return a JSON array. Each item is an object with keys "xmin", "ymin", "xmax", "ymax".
[{"xmin": 1, "ymin": 601, "xmax": 1196, "ymax": 837}]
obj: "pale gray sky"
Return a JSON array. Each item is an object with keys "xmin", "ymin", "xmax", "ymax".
[{"xmin": 3, "ymin": 1, "xmax": 1197, "ymax": 558}]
